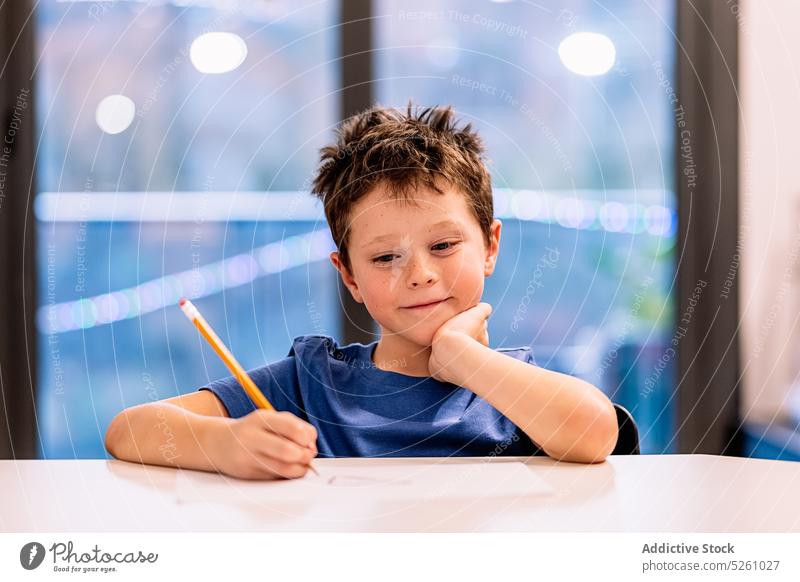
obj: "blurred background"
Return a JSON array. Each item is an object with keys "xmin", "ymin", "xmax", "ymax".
[
  {"xmin": 2, "ymin": 0, "xmax": 795, "ymax": 462},
  {"xmin": 34, "ymin": 0, "xmax": 677, "ymax": 458}
]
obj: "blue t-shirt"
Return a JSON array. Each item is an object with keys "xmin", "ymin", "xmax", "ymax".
[{"xmin": 200, "ymin": 335, "xmax": 543, "ymax": 458}]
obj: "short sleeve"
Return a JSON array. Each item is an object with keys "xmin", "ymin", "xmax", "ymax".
[
  {"xmin": 200, "ymin": 375, "xmax": 257, "ymax": 418},
  {"xmin": 495, "ymin": 345, "xmax": 536, "ymax": 367},
  {"xmin": 199, "ymin": 356, "xmax": 300, "ymax": 419}
]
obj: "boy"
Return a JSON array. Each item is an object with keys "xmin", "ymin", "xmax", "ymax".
[{"xmin": 105, "ymin": 104, "xmax": 618, "ymax": 480}]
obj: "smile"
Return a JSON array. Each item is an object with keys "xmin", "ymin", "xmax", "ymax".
[{"xmin": 403, "ymin": 298, "xmax": 449, "ymax": 310}]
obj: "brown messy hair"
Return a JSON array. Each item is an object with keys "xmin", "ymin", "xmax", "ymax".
[{"xmin": 310, "ymin": 103, "xmax": 493, "ymax": 274}]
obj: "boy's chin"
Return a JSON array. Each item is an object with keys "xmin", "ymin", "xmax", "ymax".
[
  {"xmin": 382, "ymin": 325, "xmax": 436, "ymax": 349},
  {"xmin": 381, "ymin": 314, "xmax": 452, "ymax": 347},
  {"xmin": 400, "ymin": 327, "xmax": 438, "ymax": 349}
]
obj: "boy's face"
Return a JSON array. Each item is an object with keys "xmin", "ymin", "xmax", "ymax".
[{"xmin": 330, "ymin": 181, "xmax": 501, "ymax": 347}]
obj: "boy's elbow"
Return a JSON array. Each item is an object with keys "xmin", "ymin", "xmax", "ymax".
[
  {"xmin": 544, "ymin": 436, "xmax": 614, "ymax": 464},
  {"xmin": 545, "ymin": 399, "xmax": 619, "ymax": 464},
  {"xmin": 104, "ymin": 414, "xmax": 121, "ymax": 459},
  {"xmin": 104, "ymin": 410, "xmax": 133, "ymax": 460},
  {"xmin": 584, "ymin": 400, "xmax": 619, "ymax": 462},
  {"xmin": 576, "ymin": 421, "xmax": 618, "ymax": 463}
]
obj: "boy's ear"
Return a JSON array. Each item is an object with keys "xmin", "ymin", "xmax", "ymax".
[
  {"xmin": 330, "ymin": 251, "xmax": 364, "ymax": 303},
  {"xmin": 484, "ymin": 219, "xmax": 502, "ymax": 277}
]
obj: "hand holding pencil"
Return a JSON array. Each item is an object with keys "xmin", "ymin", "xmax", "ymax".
[{"xmin": 180, "ymin": 298, "xmax": 319, "ymax": 479}]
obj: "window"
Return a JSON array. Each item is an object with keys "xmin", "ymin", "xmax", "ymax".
[
  {"xmin": 35, "ymin": 0, "xmax": 679, "ymax": 458},
  {"xmin": 36, "ymin": 0, "xmax": 339, "ymax": 458}
]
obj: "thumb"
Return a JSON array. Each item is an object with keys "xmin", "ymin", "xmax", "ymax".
[{"xmin": 478, "ymin": 302, "xmax": 493, "ymax": 318}]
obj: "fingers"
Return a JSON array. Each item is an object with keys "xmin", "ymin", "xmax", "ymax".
[
  {"xmin": 225, "ymin": 411, "xmax": 320, "ymax": 480},
  {"xmin": 256, "ymin": 430, "xmax": 317, "ymax": 465},
  {"xmin": 251, "ymin": 410, "xmax": 318, "ymax": 448},
  {"xmin": 254, "ymin": 429, "xmax": 317, "ymax": 480},
  {"xmin": 465, "ymin": 301, "xmax": 492, "ymax": 319}
]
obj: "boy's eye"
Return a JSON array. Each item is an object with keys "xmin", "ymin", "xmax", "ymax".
[
  {"xmin": 371, "ymin": 242, "xmax": 459, "ymax": 264},
  {"xmin": 431, "ymin": 241, "xmax": 455, "ymax": 251}
]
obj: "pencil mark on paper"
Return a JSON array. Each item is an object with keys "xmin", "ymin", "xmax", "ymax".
[{"xmin": 326, "ymin": 475, "xmax": 412, "ymax": 487}]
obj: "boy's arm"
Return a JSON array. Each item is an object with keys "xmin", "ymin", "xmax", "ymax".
[
  {"xmin": 104, "ymin": 391, "xmax": 318, "ymax": 479},
  {"xmin": 435, "ymin": 333, "xmax": 618, "ymax": 464},
  {"xmin": 104, "ymin": 391, "xmax": 232, "ymax": 472},
  {"xmin": 429, "ymin": 303, "xmax": 618, "ymax": 463}
]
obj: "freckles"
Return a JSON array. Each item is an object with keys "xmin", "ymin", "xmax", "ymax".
[{"xmin": 369, "ymin": 275, "xmax": 397, "ymax": 304}]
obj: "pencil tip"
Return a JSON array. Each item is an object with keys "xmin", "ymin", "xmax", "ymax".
[{"xmin": 179, "ymin": 298, "xmax": 186, "ymax": 306}]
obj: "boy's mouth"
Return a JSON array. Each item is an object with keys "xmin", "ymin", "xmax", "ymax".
[{"xmin": 402, "ymin": 297, "xmax": 450, "ymax": 310}]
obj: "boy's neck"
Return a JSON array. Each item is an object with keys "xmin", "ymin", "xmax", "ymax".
[{"xmin": 372, "ymin": 334, "xmax": 433, "ymax": 377}]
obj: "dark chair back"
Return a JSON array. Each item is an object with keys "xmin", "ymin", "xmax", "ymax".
[{"xmin": 612, "ymin": 403, "xmax": 640, "ymax": 455}]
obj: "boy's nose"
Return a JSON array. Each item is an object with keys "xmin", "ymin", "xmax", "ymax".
[
  {"xmin": 406, "ymin": 257, "xmax": 438, "ymax": 288},
  {"xmin": 411, "ymin": 277, "xmax": 434, "ymax": 287}
]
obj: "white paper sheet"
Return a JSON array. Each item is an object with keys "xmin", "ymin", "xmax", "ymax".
[{"xmin": 176, "ymin": 460, "xmax": 553, "ymax": 505}]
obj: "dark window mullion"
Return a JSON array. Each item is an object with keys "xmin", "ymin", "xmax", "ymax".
[
  {"xmin": 337, "ymin": 0, "xmax": 377, "ymax": 345},
  {"xmin": 676, "ymin": 1, "xmax": 740, "ymax": 455},
  {"xmin": 0, "ymin": 0, "xmax": 38, "ymax": 459}
]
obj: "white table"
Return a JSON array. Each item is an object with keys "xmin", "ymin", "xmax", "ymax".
[{"xmin": 2, "ymin": 455, "xmax": 798, "ymax": 532}]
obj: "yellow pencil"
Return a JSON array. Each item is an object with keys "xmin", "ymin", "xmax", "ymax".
[{"xmin": 179, "ymin": 298, "xmax": 319, "ymax": 476}]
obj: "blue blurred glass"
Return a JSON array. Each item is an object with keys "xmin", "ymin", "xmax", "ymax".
[
  {"xmin": 35, "ymin": 1, "xmax": 339, "ymax": 459},
  {"xmin": 35, "ymin": 0, "xmax": 678, "ymax": 459}
]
